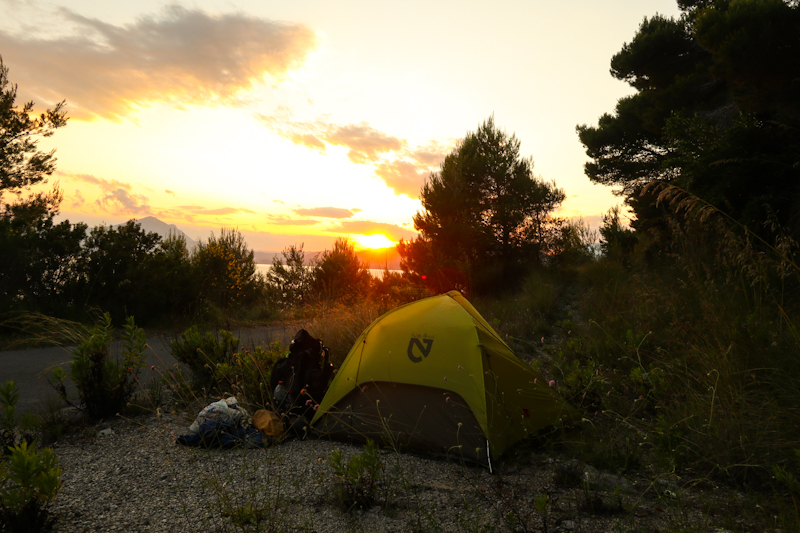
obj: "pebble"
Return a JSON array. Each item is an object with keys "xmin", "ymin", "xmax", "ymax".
[{"xmin": 43, "ymin": 413, "xmax": 746, "ymax": 533}]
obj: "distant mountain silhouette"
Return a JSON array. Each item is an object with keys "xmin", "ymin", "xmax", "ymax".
[{"xmin": 126, "ymin": 216, "xmax": 199, "ymax": 251}]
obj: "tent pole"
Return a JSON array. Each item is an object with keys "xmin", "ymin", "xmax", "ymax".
[{"xmin": 486, "ymin": 439, "xmax": 493, "ymax": 474}]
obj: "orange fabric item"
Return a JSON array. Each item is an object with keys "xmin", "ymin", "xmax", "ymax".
[{"xmin": 252, "ymin": 409, "xmax": 285, "ymax": 437}]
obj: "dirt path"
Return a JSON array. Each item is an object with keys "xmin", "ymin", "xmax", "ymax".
[{"xmin": 0, "ymin": 324, "xmax": 296, "ymax": 415}]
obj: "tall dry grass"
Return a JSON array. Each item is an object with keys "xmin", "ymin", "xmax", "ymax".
[{"xmin": 484, "ymin": 185, "xmax": 800, "ymax": 487}]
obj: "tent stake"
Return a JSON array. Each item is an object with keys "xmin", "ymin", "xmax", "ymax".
[{"xmin": 486, "ymin": 440, "xmax": 493, "ymax": 474}]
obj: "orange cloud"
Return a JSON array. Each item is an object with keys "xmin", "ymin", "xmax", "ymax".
[
  {"xmin": 61, "ymin": 171, "xmax": 133, "ymax": 192},
  {"xmin": 0, "ymin": 6, "xmax": 318, "ymax": 120},
  {"xmin": 177, "ymin": 206, "xmax": 257, "ymax": 216},
  {"xmin": 293, "ymin": 207, "xmax": 354, "ymax": 218},
  {"xmin": 258, "ymin": 112, "xmax": 405, "ymax": 163},
  {"xmin": 374, "ymin": 160, "xmax": 430, "ymax": 198},
  {"xmin": 53, "ymin": 171, "xmax": 152, "ymax": 215},
  {"xmin": 71, "ymin": 189, "xmax": 86, "ymax": 209},
  {"xmin": 330, "ymin": 220, "xmax": 416, "ymax": 242},
  {"xmin": 266, "ymin": 215, "xmax": 320, "ymax": 226},
  {"xmin": 257, "ymin": 112, "xmax": 451, "ymax": 198},
  {"xmin": 97, "ymin": 188, "xmax": 151, "ymax": 216},
  {"xmin": 56, "ymin": 171, "xmax": 261, "ymax": 221}
]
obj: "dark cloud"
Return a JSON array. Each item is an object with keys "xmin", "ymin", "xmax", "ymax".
[
  {"xmin": 330, "ymin": 220, "xmax": 416, "ymax": 241},
  {"xmin": 293, "ymin": 206, "xmax": 354, "ymax": 219},
  {"xmin": 0, "ymin": 6, "xmax": 317, "ymax": 120}
]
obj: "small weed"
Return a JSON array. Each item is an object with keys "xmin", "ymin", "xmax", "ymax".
[{"xmin": 326, "ymin": 440, "xmax": 384, "ymax": 511}]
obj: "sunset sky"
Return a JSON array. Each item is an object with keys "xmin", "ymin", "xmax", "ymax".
[{"xmin": 1, "ymin": 0, "xmax": 681, "ymax": 251}]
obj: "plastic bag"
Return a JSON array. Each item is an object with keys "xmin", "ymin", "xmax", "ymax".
[{"xmin": 188, "ymin": 396, "xmax": 250, "ymax": 433}]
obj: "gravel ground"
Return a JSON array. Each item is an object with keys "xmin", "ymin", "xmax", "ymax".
[{"xmin": 40, "ymin": 412, "xmax": 764, "ymax": 533}]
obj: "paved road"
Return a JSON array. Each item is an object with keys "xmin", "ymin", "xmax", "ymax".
[{"xmin": 0, "ymin": 324, "xmax": 297, "ymax": 415}]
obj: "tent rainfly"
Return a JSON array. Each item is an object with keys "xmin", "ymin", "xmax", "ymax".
[{"xmin": 311, "ymin": 290, "xmax": 579, "ymax": 468}]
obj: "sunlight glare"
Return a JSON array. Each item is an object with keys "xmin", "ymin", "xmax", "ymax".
[{"xmin": 353, "ymin": 233, "xmax": 397, "ymax": 250}]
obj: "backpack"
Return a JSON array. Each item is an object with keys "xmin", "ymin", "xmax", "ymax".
[{"xmin": 270, "ymin": 329, "xmax": 334, "ymax": 419}]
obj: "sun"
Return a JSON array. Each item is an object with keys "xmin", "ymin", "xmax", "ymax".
[{"xmin": 353, "ymin": 233, "xmax": 397, "ymax": 250}]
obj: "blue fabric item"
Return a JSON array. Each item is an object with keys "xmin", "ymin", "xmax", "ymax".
[{"xmin": 175, "ymin": 419, "xmax": 265, "ymax": 449}]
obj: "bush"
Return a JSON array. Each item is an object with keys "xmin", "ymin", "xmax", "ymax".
[
  {"xmin": 0, "ymin": 441, "xmax": 62, "ymax": 533},
  {"xmin": 170, "ymin": 326, "xmax": 239, "ymax": 390},
  {"xmin": 0, "ymin": 381, "xmax": 38, "ymax": 452},
  {"xmin": 49, "ymin": 314, "xmax": 147, "ymax": 419},
  {"xmin": 214, "ymin": 343, "xmax": 284, "ymax": 410}
]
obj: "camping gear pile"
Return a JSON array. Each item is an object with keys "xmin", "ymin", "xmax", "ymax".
[
  {"xmin": 176, "ymin": 291, "xmax": 578, "ymax": 469},
  {"xmin": 270, "ymin": 328, "xmax": 334, "ymax": 435},
  {"xmin": 176, "ymin": 329, "xmax": 333, "ymax": 447},
  {"xmin": 176, "ymin": 396, "xmax": 265, "ymax": 448}
]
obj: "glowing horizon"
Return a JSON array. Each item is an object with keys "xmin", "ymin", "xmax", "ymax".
[{"xmin": 2, "ymin": 0, "xmax": 682, "ymax": 252}]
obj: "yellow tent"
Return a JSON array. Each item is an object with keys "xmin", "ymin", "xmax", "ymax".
[{"xmin": 311, "ymin": 291, "xmax": 579, "ymax": 467}]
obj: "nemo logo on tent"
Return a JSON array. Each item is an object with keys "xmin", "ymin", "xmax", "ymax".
[{"xmin": 407, "ymin": 337, "xmax": 434, "ymax": 363}]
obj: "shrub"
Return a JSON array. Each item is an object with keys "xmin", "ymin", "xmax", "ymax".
[
  {"xmin": 0, "ymin": 441, "xmax": 62, "ymax": 533},
  {"xmin": 0, "ymin": 381, "xmax": 38, "ymax": 452},
  {"xmin": 214, "ymin": 343, "xmax": 284, "ymax": 410},
  {"xmin": 170, "ymin": 326, "xmax": 239, "ymax": 390},
  {"xmin": 49, "ymin": 314, "xmax": 147, "ymax": 419}
]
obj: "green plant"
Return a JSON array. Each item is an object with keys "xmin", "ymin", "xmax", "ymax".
[
  {"xmin": 0, "ymin": 381, "xmax": 39, "ymax": 456},
  {"xmin": 0, "ymin": 381, "xmax": 38, "ymax": 452},
  {"xmin": 34, "ymin": 397, "xmax": 68, "ymax": 446},
  {"xmin": 213, "ymin": 342, "xmax": 284, "ymax": 410},
  {"xmin": 772, "ymin": 449, "xmax": 800, "ymax": 531},
  {"xmin": 49, "ymin": 313, "xmax": 148, "ymax": 419},
  {"xmin": 533, "ymin": 493, "xmax": 549, "ymax": 532},
  {"xmin": 0, "ymin": 441, "xmax": 62, "ymax": 533},
  {"xmin": 169, "ymin": 325, "xmax": 239, "ymax": 390},
  {"xmin": 326, "ymin": 439, "xmax": 384, "ymax": 511}
]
